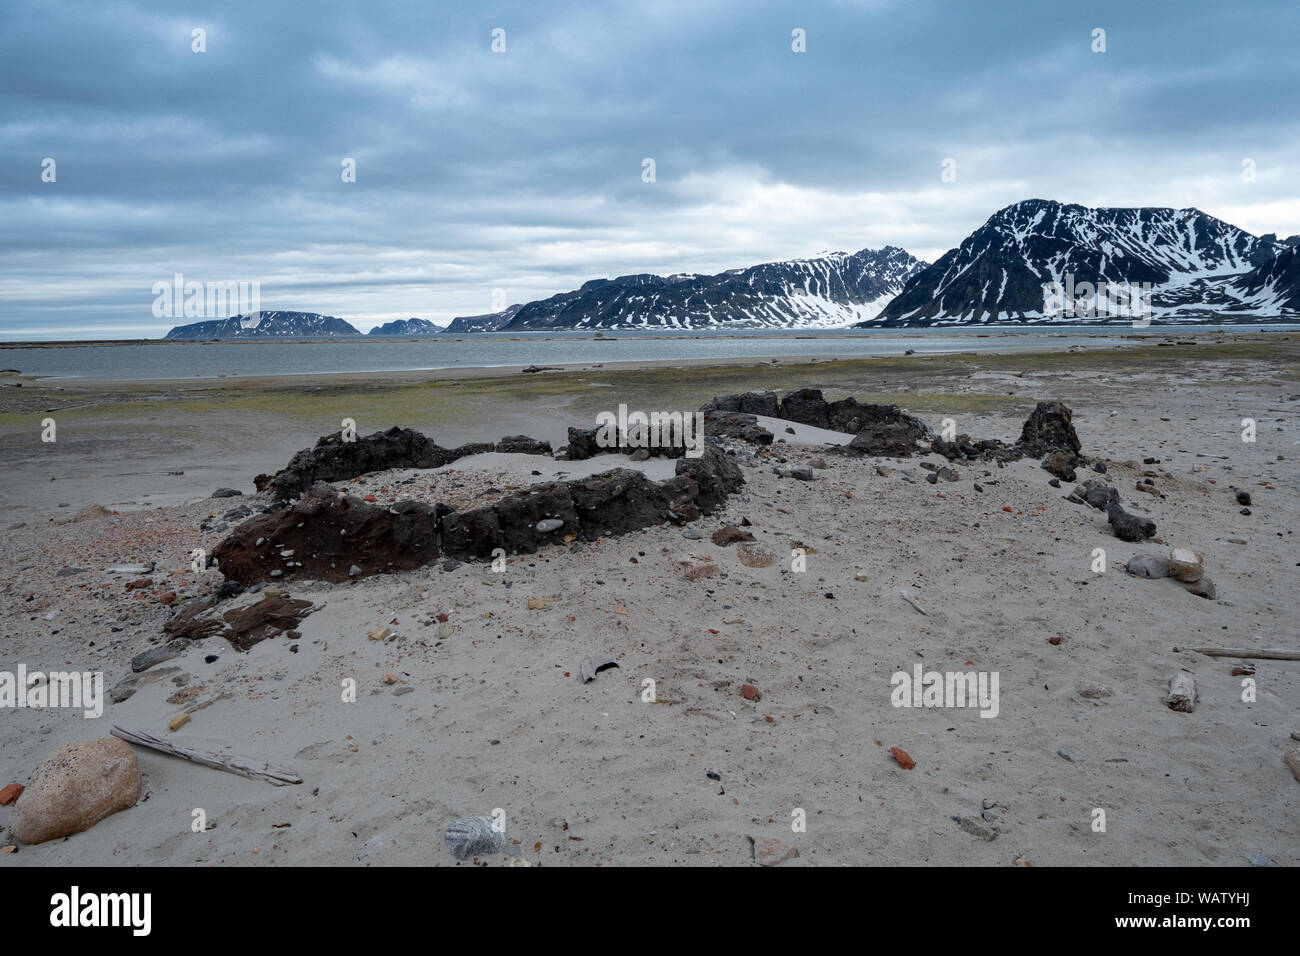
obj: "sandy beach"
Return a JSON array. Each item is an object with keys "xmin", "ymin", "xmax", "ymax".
[{"xmin": 2, "ymin": 336, "xmax": 1298, "ymax": 866}]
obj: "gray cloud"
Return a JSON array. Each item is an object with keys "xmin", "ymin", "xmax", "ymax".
[{"xmin": 2, "ymin": 0, "xmax": 1297, "ymax": 337}]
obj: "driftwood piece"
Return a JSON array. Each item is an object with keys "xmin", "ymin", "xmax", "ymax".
[
  {"xmin": 110, "ymin": 726, "xmax": 302, "ymax": 786},
  {"xmin": 1183, "ymin": 647, "xmax": 1300, "ymax": 661},
  {"xmin": 899, "ymin": 591, "xmax": 928, "ymax": 616},
  {"xmin": 1165, "ymin": 672, "xmax": 1197, "ymax": 713}
]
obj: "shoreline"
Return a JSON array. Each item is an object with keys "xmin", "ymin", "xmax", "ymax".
[{"xmin": 2, "ymin": 329, "xmax": 1293, "ymax": 390}]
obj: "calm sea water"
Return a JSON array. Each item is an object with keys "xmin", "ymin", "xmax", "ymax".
[{"xmin": 3, "ymin": 326, "xmax": 1294, "ymax": 383}]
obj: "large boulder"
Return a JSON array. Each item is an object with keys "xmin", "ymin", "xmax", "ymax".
[
  {"xmin": 703, "ymin": 409, "xmax": 774, "ymax": 445},
  {"xmin": 1018, "ymin": 401, "xmax": 1081, "ymax": 456},
  {"xmin": 214, "ymin": 482, "xmax": 440, "ymax": 584},
  {"xmin": 778, "ymin": 388, "xmax": 830, "ymax": 427},
  {"xmin": 495, "ymin": 482, "xmax": 579, "ymax": 553},
  {"xmin": 494, "ymin": 435, "xmax": 553, "ymax": 456},
  {"xmin": 846, "ymin": 423, "xmax": 922, "ymax": 457},
  {"xmin": 827, "ymin": 399, "xmax": 933, "ymax": 438},
  {"xmin": 439, "ymin": 506, "xmax": 505, "ymax": 561},
  {"xmin": 564, "ymin": 426, "xmax": 607, "ymax": 461},
  {"xmin": 568, "ymin": 468, "xmax": 673, "ymax": 539},
  {"xmin": 702, "ymin": 391, "xmax": 779, "ymax": 417},
  {"xmin": 12, "ymin": 739, "xmax": 140, "ymax": 845},
  {"xmin": 672, "ymin": 443, "xmax": 745, "ymax": 514},
  {"xmin": 256, "ymin": 426, "xmax": 458, "ymax": 499}
]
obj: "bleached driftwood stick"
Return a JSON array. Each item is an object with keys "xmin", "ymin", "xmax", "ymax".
[
  {"xmin": 111, "ymin": 726, "xmax": 302, "ymax": 786},
  {"xmin": 1165, "ymin": 672, "xmax": 1197, "ymax": 713},
  {"xmin": 1183, "ymin": 647, "xmax": 1300, "ymax": 661}
]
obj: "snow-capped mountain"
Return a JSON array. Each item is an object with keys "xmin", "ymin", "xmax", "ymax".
[
  {"xmin": 441, "ymin": 247, "xmax": 927, "ymax": 332},
  {"xmin": 366, "ymin": 317, "xmax": 442, "ymax": 336},
  {"xmin": 866, "ymin": 200, "xmax": 1294, "ymax": 325},
  {"xmin": 163, "ymin": 311, "xmax": 362, "ymax": 339},
  {"xmin": 443, "ymin": 304, "xmax": 524, "ymax": 334}
]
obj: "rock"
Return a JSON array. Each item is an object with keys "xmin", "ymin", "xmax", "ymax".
[
  {"xmin": 1125, "ymin": 554, "xmax": 1170, "ymax": 578},
  {"xmin": 773, "ymin": 464, "xmax": 814, "ymax": 481},
  {"xmin": 845, "ymin": 419, "xmax": 928, "ymax": 457},
  {"xmin": 215, "ymin": 580, "xmax": 244, "ymax": 601},
  {"xmin": 1182, "ymin": 576, "xmax": 1217, "ymax": 600},
  {"xmin": 494, "ymin": 435, "xmax": 553, "ymax": 456},
  {"xmin": 778, "ymin": 388, "xmax": 829, "ymax": 427},
  {"xmin": 736, "ymin": 544, "xmax": 776, "ymax": 568},
  {"xmin": 1067, "ymin": 479, "xmax": 1119, "ymax": 512},
  {"xmin": 1040, "ymin": 450, "xmax": 1078, "ymax": 482},
  {"xmin": 168, "ymin": 714, "xmax": 191, "ymax": 732},
  {"xmin": 444, "ymin": 816, "xmax": 505, "ymax": 860},
  {"xmin": 1047, "ymin": 477, "xmax": 1061, "ymax": 488},
  {"xmin": 369, "ymin": 626, "xmax": 392, "ymax": 641},
  {"xmin": 214, "ymin": 483, "xmax": 440, "ymax": 584},
  {"xmin": 740, "ymin": 683, "xmax": 761, "ymax": 701},
  {"xmin": 125, "ymin": 577, "xmax": 153, "ymax": 591},
  {"xmin": 875, "ymin": 465, "xmax": 895, "ymax": 477},
  {"xmin": 451, "ymin": 441, "xmax": 494, "ymax": 459},
  {"xmin": 712, "ymin": 525, "xmax": 755, "ymax": 546},
  {"xmin": 73, "ymin": 504, "xmax": 110, "ymax": 522},
  {"xmin": 211, "ymin": 488, "xmax": 242, "ymax": 498},
  {"xmin": 629, "ymin": 448, "xmax": 650, "ymax": 462},
  {"xmin": 1168, "ymin": 547, "xmax": 1204, "ymax": 582},
  {"xmin": 810, "ymin": 456, "xmax": 828, "ymax": 469},
  {"xmin": 956, "ymin": 817, "xmax": 997, "ymax": 841},
  {"xmin": 109, "ymin": 666, "xmax": 181, "ymax": 703},
  {"xmin": 702, "ymin": 391, "xmax": 779, "ymax": 417},
  {"xmin": 681, "ymin": 559, "xmax": 719, "ymax": 580},
  {"xmin": 682, "ymin": 528, "xmax": 703, "ymax": 539},
  {"xmin": 256, "ymin": 426, "xmax": 459, "ymax": 499},
  {"xmin": 1076, "ymin": 682, "xmax": 1114, "ymax": 699},
  {"xmin": 11, "ymin": 739, "xmax": 140, "ymax": 845},
  {"xmin": 1236, "ymin": 490, "xmax": 1252, "ymax": 506},
  {"xmin": 131, "ymin": 643, "xmax": 185, "ymax": 673},
  {"xmin": 1018, "ymin": 401, "xmax": 1081, "ymax": 456},
  {"xmin": 0, "ymin": 783, "xmax": 24, "ymax": 806},
  {"xmin": 702, "ymin": 409, "xmax": 774, "ymax": 445},
  {"xmin": 889, "ymin": 746, "xmax": 915, "ymax": 770},
  {"xmin": 1107, "ymin": 502, "xmax": 1156, "ymax": 542},
  {"xmin": 750, "ymin": 836, "xmax": 799, "ymax": 866},
  {"xmin": 535, "ymin": 518, "xmax": 564, "ymax": 533},
  {"xmin": 1285, "ymin": 749, "xmax": 1300, "ymax": 785}
]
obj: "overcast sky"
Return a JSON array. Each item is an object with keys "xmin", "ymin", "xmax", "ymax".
[{"xmin": 2, "ymin": 0, "xmax": 1297, "ymax": 338}]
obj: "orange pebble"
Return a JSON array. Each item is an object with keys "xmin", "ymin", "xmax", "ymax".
[{"xmin": 890, "ymin": 746, "xmax": 915, "ymax": 770}]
